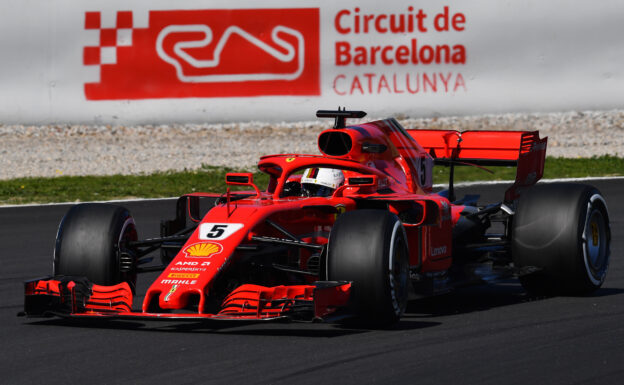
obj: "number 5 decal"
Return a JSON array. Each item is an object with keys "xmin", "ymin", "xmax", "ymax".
[{"xmin": 199, "ymin": 223, "xmax": 244, "ymax": 240}]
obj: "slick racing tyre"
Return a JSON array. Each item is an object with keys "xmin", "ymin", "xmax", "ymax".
[
  {"xmin": 327, "ymin": 210, "xmax": 410, "ymax": 327},
  {"xmin": 512, "ymin": 183, "xmax": 611, "ymax": 295},
  {"xmin": 54, "ymin": 203, "xmax": 138, "ymax": 287}
]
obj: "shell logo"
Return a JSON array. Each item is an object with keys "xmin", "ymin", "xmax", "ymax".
[{"xmin": 183, "ymin": 242, "xmax": 223, "ymax": 258}]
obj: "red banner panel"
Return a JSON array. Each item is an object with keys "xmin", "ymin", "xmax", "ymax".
[{"xmin": 84, "ymin": 8, "xmax": 320, "ymax": 100}]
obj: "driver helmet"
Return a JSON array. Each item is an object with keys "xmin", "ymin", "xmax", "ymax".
[{"xmin": 301, "ymin": 168, "xmax": 345, "ymax": 197}]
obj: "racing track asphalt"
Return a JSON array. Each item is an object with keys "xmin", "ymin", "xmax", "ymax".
[{"xmin": 1, "ymin": 179, "xmax": 623, "ymax": 385}]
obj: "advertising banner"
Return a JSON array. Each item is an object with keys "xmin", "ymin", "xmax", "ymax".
[
  {"xmin": 83, "ymin": 8, "xmax": 320, "ymax": 99},
  {"xmin": 0, "ymin": 0, "xmax": 623, "ymax": 124}
]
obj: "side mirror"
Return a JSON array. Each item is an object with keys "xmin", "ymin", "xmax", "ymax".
[
  {"xmin": 345, "ymin": 175, "xmax": 378, "ymax": 187},
  {"xmin": 225, "ymin": 173, "xmax": 260, "ymax": 195},
  {"xmin": 226, "ymin": 173, "xmax": 252, "ymax": 185},
  {"xmin": 333, "ymin": 174, "xmax": 388, "ymax": 197}
]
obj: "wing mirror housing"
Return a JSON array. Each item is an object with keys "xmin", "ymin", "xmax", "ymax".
[{"xmin": 225, "ymin": 173, "xmax": 260, "ymax": 195}]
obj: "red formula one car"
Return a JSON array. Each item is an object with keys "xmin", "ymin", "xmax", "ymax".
[{"xmin": 22, "ymin": 110, "xmax": 611, "ymax": 326}]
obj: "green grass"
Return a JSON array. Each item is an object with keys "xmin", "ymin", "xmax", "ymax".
[
  {"xmin": 0, "ymin": 166, "xmax": 269, "ymax": 205},
  {"xmin": 0, "ymin": 157, "xmax": 621, "ymax": 205}
]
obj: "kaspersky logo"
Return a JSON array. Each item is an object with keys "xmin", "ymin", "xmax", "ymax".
[{"xmin": 83, "ymin": 8, "xmax": 320, "ymax": 99}]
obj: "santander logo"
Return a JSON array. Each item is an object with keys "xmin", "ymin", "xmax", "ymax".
[{"xmin": 83, "ymin": 8, "xmax": 319, "ymax": 100}]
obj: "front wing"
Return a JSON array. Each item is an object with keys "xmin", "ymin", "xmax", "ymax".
[{"xmin": 22, "ymin": 276, "xmax": 352, "ymax": 323}]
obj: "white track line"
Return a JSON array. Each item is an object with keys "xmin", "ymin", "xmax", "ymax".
[
  {"xmin": 0, "ymin": 196, "xmax": 177, "ymax": 209},
  {"xmin": 1, "ymin": 176, "xmax": 622, "ymax": 209},
  {"xmin": 433, "ymin": 175, "xmax": 624, "ymax": 188}
]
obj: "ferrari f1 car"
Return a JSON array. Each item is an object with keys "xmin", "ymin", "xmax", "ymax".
[{"xmin": 22, "ymin": 109, "xmax": 611, "ymax": 326}]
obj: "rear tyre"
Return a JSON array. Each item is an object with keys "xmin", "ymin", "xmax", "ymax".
[
  {"xmin": 54, "ymin": 203, "xmax": 138, "ymax": 287},
  {"xmin": 327, "ymin": 210, "xmax": 409, "ymax": 327},
  {"xmin": 512, "ymin": 183, "xmax": 610, "ymax": 295}
]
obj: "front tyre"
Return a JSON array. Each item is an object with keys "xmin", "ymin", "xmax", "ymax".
[
  {"xmin": 327, "ymin": 210, "xmax": 409, "ymax": 327},
  {"xmin": 512, "ymin": 183, "xmax": 611, "ymax": 295},
  {"xmin": 54, "ymin": 203, "xmax": 138, "ymax": 288}
]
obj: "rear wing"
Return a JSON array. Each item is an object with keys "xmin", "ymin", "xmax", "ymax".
[{"xmin": 407, "ymin": 129, "xmax": 548, "ymax": 202}]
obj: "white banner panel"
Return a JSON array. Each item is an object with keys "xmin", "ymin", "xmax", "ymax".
[{"xmin": 0, "ymin": 0, "xmax": 623, "ymax": 124}]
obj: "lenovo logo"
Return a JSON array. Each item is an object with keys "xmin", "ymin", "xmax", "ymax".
[{"xmin": 431, "ymin": 245, "xmax": 447, "ymax": 257}]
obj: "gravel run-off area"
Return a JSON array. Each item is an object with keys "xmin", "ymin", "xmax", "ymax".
[{"xmin": 1, "ymin": 110, "xmax": 623, "ymax": 180}]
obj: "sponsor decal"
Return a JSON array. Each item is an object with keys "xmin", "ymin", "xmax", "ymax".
[
  {"xmin": 182, "ymin": 242, "xmax": 223, "ymax": 258},
  {"xmin": 286, "ymin": 157, "xmax": 296, "ymax": 163},
  {"xmin": 164, "ymin": 285, "xmax": 178, "ymax": 302},
  {"xmin": 175, "ymin": 261, "xmax": 211, "ymax": 266},
  {"xmin": 175, "ymin": 261, "xmax": 198, "ymax": 266},
  {"xmin": 199, "ymin": 223, "xmax": 244, "ymax": 241},
  {"xmin": 83, "ymin": 8, "xmax": 320, "ymax": 99},
  {"xmin": 160, "ymin": 279, "xmax": 198, "ymax": 285},
  {"xmin": 167, "ymin": 273, "xmax": 200, "ymax": 279},
  {"xmin": 431, "ymin": 245, "xmax": 447, "ymax": 257},
  {"xmin": 170, "ymin": 267, "xmax": 207, "ymax": 272}
]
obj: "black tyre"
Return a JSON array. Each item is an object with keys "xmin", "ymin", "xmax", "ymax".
[
  {"xmin": 53, "ymin": 203, "xmax": 138, "ymax": 287},
  {"xmin": 512, "ymin": 183, "xmax": 610, "ymax": 295},
  {"xmin": 327, "ymin": 210, "xmax": 410, "ymax": 326}
]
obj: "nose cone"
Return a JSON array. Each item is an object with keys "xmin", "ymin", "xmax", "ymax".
[{"xmin": 158, "ymin": 283, "xmax": 203, "ymax": 310}]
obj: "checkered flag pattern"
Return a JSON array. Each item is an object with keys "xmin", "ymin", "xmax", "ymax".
[{"xmin": 83, "ymin": 11, "xmax": 134, "ymax": 66}]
